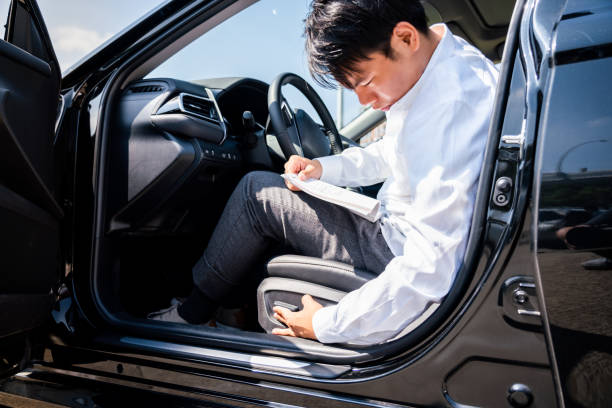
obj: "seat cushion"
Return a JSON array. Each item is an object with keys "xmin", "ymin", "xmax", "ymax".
[
  {"xmin": 266, "ymin": 255, "xmax": 378, "ymax": 292},
  {"xmin": 257, "ymin": 255, "xmax": 379, "ymax": 333}
]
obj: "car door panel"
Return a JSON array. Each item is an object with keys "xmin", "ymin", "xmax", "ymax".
[
  {"xmin": 535, "ymin": 27, "xmax": 612, "ymax": 408},
  {"xmin": 0, "ymin": 0, "xmax": 62, "ymax": 345},
  {"xmin": 0, "ymin": 46, "xmax": 62, "ymax": 217}
]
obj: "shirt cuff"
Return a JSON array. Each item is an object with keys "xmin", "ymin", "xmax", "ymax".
[
  {"xmin": 312, "ymin": 305, "xmax": 343, "ymax": 344},
  {"xmin": 314, "ymin": 155, "xmax": 343, "ymax": 186}
]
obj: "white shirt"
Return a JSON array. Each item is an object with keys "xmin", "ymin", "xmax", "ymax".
[{"xmin": 312, "ymin": 24, "xmax": 499, "ymax": 345}]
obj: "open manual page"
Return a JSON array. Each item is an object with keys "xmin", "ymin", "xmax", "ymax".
[{"xmin": 281, "ymin": 173, "xmax": 381, "ymax": 222}]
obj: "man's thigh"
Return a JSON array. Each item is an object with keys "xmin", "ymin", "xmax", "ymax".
[{"xmin": 246, "ymin": 171, "xmax": 394, "ymax": 274}]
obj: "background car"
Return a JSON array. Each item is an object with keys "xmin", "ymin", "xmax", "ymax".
[{"xmin": 1, "ymin": 0, "xmax": 611, "ymax": 406}]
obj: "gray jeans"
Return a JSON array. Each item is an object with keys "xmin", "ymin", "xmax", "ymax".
[{"xmin": 193, "ymin": 170, "xmax": 394, "ymax": 302}]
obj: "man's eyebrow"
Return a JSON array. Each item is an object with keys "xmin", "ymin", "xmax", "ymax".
[{"xmin": 346, "ymin": 73, "xmax": 366, "ymax": 89}]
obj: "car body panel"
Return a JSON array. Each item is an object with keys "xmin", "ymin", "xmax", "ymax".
[{"xmin": 534, "ymin": 2, "xmax": 612, "ymax": 406}]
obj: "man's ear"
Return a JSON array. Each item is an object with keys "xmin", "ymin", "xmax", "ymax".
[{"xmin": 392, "ymin": 21, "xmax": 420, "ymax": 52}]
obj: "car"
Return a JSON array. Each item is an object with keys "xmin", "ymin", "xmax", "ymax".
[{"xmin": 1, "ymin": 0, "xmax": 611, "ymax": 406}]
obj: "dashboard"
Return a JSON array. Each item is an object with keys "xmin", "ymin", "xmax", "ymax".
[
  {"xmin": 105, "ymin": 77, "xmax": 282, "ymax": 235},
  {"xmin": 125, "ymin": 76, "xmax": 272, "ymax": 153}
]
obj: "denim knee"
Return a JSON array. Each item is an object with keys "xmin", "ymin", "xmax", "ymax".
[{"xmin": 239, "ymin": 170, "xmax": 283, "ymax": 202}]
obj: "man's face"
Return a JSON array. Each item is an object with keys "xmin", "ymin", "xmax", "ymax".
[
  {"xmin": 345, "ymin": 22, "xmax": 434, "ymax": 112},
  {"xmin": 347, "ymin": 51, "xmax": 422, "ymax": 112}
]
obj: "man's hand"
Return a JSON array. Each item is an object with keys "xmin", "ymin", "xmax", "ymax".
[
  {"xmin": 272, "ymin": 294, "xmax": 323, "ymax": 340},
  {"xmin": 283, "ymin": 155, "xmax": 323, "ymax": 191}
]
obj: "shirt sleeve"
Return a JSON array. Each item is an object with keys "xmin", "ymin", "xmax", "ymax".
[
  {"xmin": 315, "ymin": 139, "xmax": 390, "ymax": 187},
  {"xmin": 311, "ymin": 171, "xmax": 470, "ymax": 345},
  {"xmin": 310, "ymin": 46, "xmax": 497, "ymax": 344},
  {"xmin": 312, "ymin": 99, "xmax": 484, "ymax": 345}
]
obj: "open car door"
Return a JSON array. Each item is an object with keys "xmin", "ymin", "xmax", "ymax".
[{"xmin": 0, "ymin": 0, "xmax": 64, "ymax": 368}]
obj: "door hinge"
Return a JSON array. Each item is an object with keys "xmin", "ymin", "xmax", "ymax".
[
  {"xmin": 500, "ymin": 119, "xmax": 526, "ymax": 160},
  {"xmin": 500, "ymin": 276, "xmax": 541, "ymax": 326}
]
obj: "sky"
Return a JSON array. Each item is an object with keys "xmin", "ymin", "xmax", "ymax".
[
  {"xmin": 1, "ymin": 0, "xmax": 164, "ymax": 69},
  {"xmin": 0, "ymin": 0, "xmax": 363, "ymax": 127}
]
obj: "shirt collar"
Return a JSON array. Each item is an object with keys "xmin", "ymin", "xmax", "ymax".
[{"xmin": 387, "ymin": 23, "xmax": 452, "ymax": 115}]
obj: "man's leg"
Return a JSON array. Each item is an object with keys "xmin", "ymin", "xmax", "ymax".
[{"xmin": 160, "ymin": 170, "xmax": 394, "ymax": 323}]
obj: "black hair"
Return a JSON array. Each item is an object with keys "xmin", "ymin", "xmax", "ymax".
[{"xmin": 305, "ymin": 0, "xmax": 428, "ymax": 88}]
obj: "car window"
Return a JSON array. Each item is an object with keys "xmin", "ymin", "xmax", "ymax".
[
  {"xmin": 0, "ymin": 0, "xmax": 8, "ymax": 40},
  {"xmin": 146, "ymin": 0, "xmax": 365, "ymax": 129},
  {"xmin": 0, "ymin": 0, "xmax": 167, "ymax": 73},
  {"xmin": 359, "ymin": 121, "xmax": 386, "ymax": 146},
  {"xmin": 5, "ymin": 0, "xmax": 54, "ymax": 61}
]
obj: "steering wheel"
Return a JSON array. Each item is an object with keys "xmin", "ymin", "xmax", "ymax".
[{"xmin": 268, "ymin": 73, "xmax": 344, "ymax": 159}]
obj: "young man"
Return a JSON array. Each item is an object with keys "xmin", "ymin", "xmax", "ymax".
[{"xmin": 150, "ymin": 0, "xmax": 498, "ymax": 345}]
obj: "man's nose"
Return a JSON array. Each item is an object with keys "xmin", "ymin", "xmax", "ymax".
[{"xmin": 355, "ymin": 86, "xmax": 376, "ymax": 107}]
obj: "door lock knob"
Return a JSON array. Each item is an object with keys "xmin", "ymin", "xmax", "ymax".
[
  {"xmin": 496, "ymin": 177, "xmax": 512, "ymax": 193},
  {"xmin": 493, "ymin": 177, "xmax": 513, "ymax": 206}
]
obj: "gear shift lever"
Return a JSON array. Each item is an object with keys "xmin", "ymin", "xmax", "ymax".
[
  {"xmin": 242, "ymin": 110, "xmax": 256, "ymax": 131},
  {"xmin": 242, "ymin": 111, "xmax": 258, "ymax": 148}
]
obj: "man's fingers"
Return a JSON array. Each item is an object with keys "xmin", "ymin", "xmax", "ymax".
[
  {"xmin": 273, "ymin": 312, "xmax": 287, "ymax": 325},
  {"xmin": 272, "ymin": 297, "xmax": 320, "ymax": 340},
  {"xmin": 302, "ymin": 294, "xmax": 316, "ymax": 307},
  {"xmin": 285, "ymin": 155, "xmax": 305, "ymax": 174},
  {"xmin": 284, "ymin": 179, "xmax": 301, "ymax": 191},
  {"xmin": 301, "ymin": 294, "xmax": 323, "ymax": 317},
  {"xmin": 273, "ymin": 306, "xmax": 290, "ymax": 325},
  {"xmin": 302, "ymin": 294, "xmax": 313, "ymax": 303},
  {"xmin": 283, "ymin": 155, "xmax": 297, "ymax": 170},
  {"xmin": 298, "ymin": 164, "xmax": 315, "ymax": 180},
  {"xmin": 297, "ymin": 159, "xmax": 322, "ymax": 181},
  {"xmin": 284, "ymin": 155, "xmax": 305, "ymax": 191},
  {"xmin": 272, "ymin": 327, "xmax": 296, "ymax": 337}
]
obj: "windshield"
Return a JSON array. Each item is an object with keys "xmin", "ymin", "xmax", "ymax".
[{"xmin": 146, "ymin": 0, "xmax": 363, "ymax": 128}]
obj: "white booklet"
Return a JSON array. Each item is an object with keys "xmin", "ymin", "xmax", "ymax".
[{"xmin": 281, "ymin": 173, "xmax": 381, "ymax": 222}]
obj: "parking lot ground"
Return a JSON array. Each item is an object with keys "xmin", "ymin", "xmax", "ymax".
[{"xmin": 0, "ymin": 367, "xmax": 252, "ymax": 408}]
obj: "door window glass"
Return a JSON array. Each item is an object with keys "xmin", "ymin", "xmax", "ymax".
[
  {"xmin": 1, "ymin": 0, "xmax": 167, "ymax": 72},
  {"xmin": 359, "ymin": 121, "xmax": 386, "ymax": 146},
  {"xmin": 1, "ymin": 0, "xmax": 168, "ymax": 72},
  {"xmin": 38, "ymin": 0, "xmax": 169, "ymax": 73},
  {"xmin": 7, "ymin": 0, "xmax": 50, "ymax": 60}
]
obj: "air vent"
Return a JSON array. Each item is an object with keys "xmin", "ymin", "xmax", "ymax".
[
  {"xmin": 130, "ymin": 85, "xmax": 164, "ymax": 93},
  {"xmin": 180, "ymin": 94, "xmax": 219, "ymax": 122}
]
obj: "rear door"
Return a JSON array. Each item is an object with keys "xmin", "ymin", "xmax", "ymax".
[
  {"xmin": 533, "ymin": 2, "xmax": 612, "ymax": 406},
  {"xmin": 0, "ymin": 0, "xmax": 63, "ymax": 357}
]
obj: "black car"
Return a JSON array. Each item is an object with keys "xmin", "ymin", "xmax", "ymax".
[{"xmin": 1, "ymin": 0, "xmax": 611, "ymax": 406}]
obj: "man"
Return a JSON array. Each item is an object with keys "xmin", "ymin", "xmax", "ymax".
[{"xmin": 150, "ymin": 0, "xmax": 498, "ymax": 345}]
